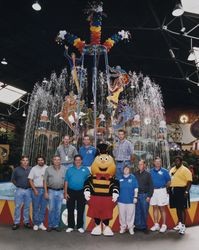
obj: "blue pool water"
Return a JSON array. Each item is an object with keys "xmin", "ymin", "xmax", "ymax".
[
  {"xmin": 190, "ymin": 185, "xmax": 199, "ymax": 202},
  {"xmin": 0, "ymin": 183, "xmax": 199, "ymax": 201},
  {"xmin": 0, "ymin": 182, "xmax": 16, "ymax": 200}
]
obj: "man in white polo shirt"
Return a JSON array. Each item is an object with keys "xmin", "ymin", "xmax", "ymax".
[
  {"xmin": 28, "ymin": 155, "xmax": 48, "ymax": 231},
  {"xmin": 150, "ymin": 157, "xmax": 171, "ymax": 233}
]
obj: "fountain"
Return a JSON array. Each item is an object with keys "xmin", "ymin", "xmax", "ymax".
[
  {"xmin": 22, "ymin": 1, "xmax": 170, "ymax": 169},
  {"xmin": 126, "ymin": 75, "xmax": 170, "ymax": 168},
  {"xmin": 1, "ymin": 0, "xmax": 199, "ymax": 232},
  {"xmin": 22, "ymin": 69, "xmax": 76, "ymax": 165}
]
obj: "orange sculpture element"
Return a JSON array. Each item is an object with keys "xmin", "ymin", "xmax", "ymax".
[
  {"xmin": 107, "ymin": 67, "xmax": 130, "ymax": 109},
  {"xmin": 54, "ymin": 93, "xmax": 84, "ymax": 132}
]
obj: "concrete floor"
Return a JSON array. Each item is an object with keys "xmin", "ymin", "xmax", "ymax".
[{"xmin": 0, "ymin": 226, "xmax": 198, "ymax": 250}]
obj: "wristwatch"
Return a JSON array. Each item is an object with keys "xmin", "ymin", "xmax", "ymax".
[{"xmin": 185, "ymin": 191, "xmax": 188, "ymax": 194}]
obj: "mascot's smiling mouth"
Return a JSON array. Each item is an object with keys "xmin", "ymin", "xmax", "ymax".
[{"xmin": 99, "ymin": 167, "xmax": 108, "ymax": 172}]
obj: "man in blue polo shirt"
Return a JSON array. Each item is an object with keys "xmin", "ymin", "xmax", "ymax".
[
  {"xmin": 64, "ymin": 155, "xmax": 90, "ymax": 233},
  {"xmin": 79, "ymin": 136, "xmax": 96, "ymax": 171},
  {"xmin": 150, "ymin": 157, "xmax": 171, "ymax": 233}
]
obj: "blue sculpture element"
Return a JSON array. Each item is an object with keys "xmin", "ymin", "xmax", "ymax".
[{"xmin": 113, "ymin": 100, "xmax": 135, "ymax": 130}]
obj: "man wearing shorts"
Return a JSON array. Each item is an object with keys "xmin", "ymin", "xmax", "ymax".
[
  {"xmin": 169, "ymin": 156, "xmax": 192, "ymax": 235},
  {"xmin": 150, "ymin": 157, "xmax": 171, "ymax": 233}
]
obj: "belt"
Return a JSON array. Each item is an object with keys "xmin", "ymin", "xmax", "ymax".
[
  {"xmin": 35, "ymin": 187, "xmax": 44, "ymax": 189},
  {"xmin": 48, "ymin": 188, "xmax": 63, "ymax": 191},
  {"xmin": 116, "ymin": 160, "xmax": 130, "ymax": 163},
  {"xmin": 17, "ymin": 186, "xmax": 30, "ymax": 189},
  {"xmin": 155, "ymin": 187, "xmax": 166, "ymax": 189}
]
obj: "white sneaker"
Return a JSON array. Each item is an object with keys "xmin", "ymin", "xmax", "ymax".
[
  {"xmin": 119, "ymin": 228, "xmax": 126, "ymax": 234},
  {"xmin": 159, "ymin": 224, "xmax": 167, "ymax": 233},
  {"xmin": 66, "ymin": 227, "xmax": 74, "ymax": 233},
  {"xmin": 129, "ymin": 228, "xmax": 134, "ymax": 235},
  {"xmin": 78, "ymin": 228, "xmax": 85, "ymax": 233},
  {"xmin": 179, "ymin": 224, "xmax": 186, "ymax": 235},
  {"xmin": 150, "ymin": 223, "xmax": 160, "ymax": 232},
  {"xmin": 33, "ymin": 225, "xmax": 39, "ymax": 231},
  {"xmin": 103, "ymin": 226, "xmax": 114, "ymax": 236},
  {"xmin": 91, "ymin": 225, "xmax": 102, "ymax": 235},
  {"xmin": 38, "ymin": 223, "xmax": 47, "ymax": 231},
  {"xmin": 173, "ymin": 222, "xmax": 182, "ymax": 231}
]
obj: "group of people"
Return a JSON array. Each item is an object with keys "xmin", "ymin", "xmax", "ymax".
[{"xmin": 11, "ymin": 130, "xmax": 193, "ymax": 236}]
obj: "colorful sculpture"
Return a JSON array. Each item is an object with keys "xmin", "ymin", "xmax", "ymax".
[
  {"xmin": 107, "ymin": 66, "xmax": 130, "ymax": 109},
  {"xmin": 54, "ymin": 92, "xmax": 84, "ymax": 132},
  {"xmin": 56, "ymin": 2, "xmax": 130, "ymax": 53},
  {"xmin": 64, "ymin": 45, "xmax": 82, "ymax": 94}
]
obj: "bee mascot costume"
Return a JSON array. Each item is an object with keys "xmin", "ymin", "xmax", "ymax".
[{"xmin": 84, "ymin": 144, "xmax": 119, "ymax": 236}]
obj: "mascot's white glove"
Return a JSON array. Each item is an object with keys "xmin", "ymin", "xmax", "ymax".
[
  {"xmin": 133, "ymin": 197, "xmax": 138, "ymax": 204},
  {"xmin": 133, "ymin": 188, "xmax": 138, "ymax": 204},
  {"xmin": 58, "ymin": 30, "xmax": 67, "ymax": 40},
  {"xmin": 84, "ymin": 191, "xmax": 91, "ymax": 201},
  {"xmin": 112, "ymin": 193, "xmax": 119, "ymax": 202}
]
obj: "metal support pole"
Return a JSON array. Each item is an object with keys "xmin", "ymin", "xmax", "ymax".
[
  {"xmin": 75, "ymin": 51, "xmax": 85, "ymax": 142},
  {"xmin": 74, "ymin": 44, "xmax": 109, "ymax": 147},
  {"xmin": 92, "ymin": 46, "xmax": 97, "ymax": 147}
]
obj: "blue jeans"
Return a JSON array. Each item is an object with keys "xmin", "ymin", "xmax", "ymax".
[
  {"xmin": 31, "ymin": 188, "xmax": 47, "ymax": 226},
  {"xmin": 116, "ymin": 161, "xmax": 131, "ymax": 179},
  {"xmin": 135, "ymin": 193, "xmax": 149, "ymax": 229},
  {"xmin": 14, "ymin": 188, "xmax": 32, "ymax": 224},
  {"xmin": 48, "ymin": 189, "xmax": 63, "ymax": 228}
]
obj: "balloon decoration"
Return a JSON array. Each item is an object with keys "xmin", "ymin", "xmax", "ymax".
[
  {"xmin": 57, "ymin": 31, "xmax": 85, "ymax": 53},
  {"xmin": 103, "ymin": 31, "xmax": 131, "ymax": 52},
  {"xmin": 56, "ymin": 2, "xmax": 130, "ymax": 54},
  {"xmin": 87, "ymin": 2, "xmax": 103, "ymax": 45}
]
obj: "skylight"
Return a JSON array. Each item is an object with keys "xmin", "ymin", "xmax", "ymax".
[{"xmin": 0, "ymin": 83, "xmax": 27, "ymax": 105}]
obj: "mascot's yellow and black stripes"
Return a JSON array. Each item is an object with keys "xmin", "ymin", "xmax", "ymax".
[{"xmin": 84, "ymin": 152, "xmax": 119, "ymax": 236}]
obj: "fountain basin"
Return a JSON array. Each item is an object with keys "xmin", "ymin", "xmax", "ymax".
[{"xmin": 0, "ymin": 182, "xmax": 199, "ymax": 229}]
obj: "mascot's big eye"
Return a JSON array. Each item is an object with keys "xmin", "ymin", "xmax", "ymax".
[
  {"xmin": 100, "ymin": 157, "xmax": 103, "ymax": 160},
  {"xmin": 105, "ymin": 157, "xmax": 108, "ymax": 161}
]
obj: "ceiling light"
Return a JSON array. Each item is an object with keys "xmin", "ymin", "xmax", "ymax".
[
  {"xmin": 1, "ymin": 58, "xmax": 8, "ymax": 65},
  {"xmin": 42, "ymin": 78, "xmax": 48, "ymax": 84},
  {"xmin": 32, "ymin": 1, "xmax": 41, "ymax": 11},
  {"xmin": 181, "ymin": 0, "xmax": 199, "ymax": 16},
  {"xmin": 187, "ymin": 47, "xmax": 199, "ymax": 61},
  {"xmin": 169, "ymin": 49, "xmax": 175, "ymax": 59},
  {"xmin": 179, "ymin": 114, "xmax": 189, "ymax": 123},
  {"xmin": 172, "ymin": 0, "xmax": 184, "ymax": 17},
  {"xmin": 22, "ymin": 110, "xmax": 26, "ymax": 117},
  {"xmin": 188, "ymin": 50, "xmax": 195, "ymax": 61},
  {"xmin": 180, "ymin": 27, "xmax": 186, "ymax": 33}
]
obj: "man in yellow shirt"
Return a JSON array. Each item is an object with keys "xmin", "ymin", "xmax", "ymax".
[{"xmin": 169, "ymin": 156, "xmax": 192, "ymax": 235}]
